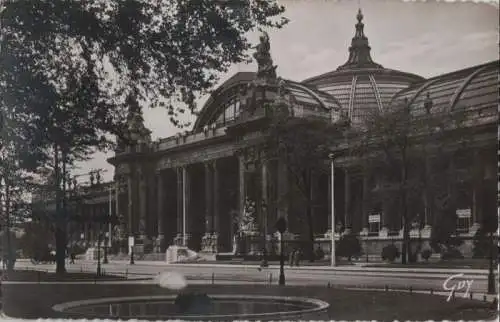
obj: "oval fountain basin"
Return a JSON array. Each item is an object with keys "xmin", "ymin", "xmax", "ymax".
[{"xmin": 52, "ymin": 294, "xmax": 330, "ymax": 321}]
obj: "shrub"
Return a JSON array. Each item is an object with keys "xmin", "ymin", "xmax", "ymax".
[
  {"xmin": 381, "ymin": 244, "xmax": 400, "ymax": 262},
  {"xmin": 336, "ymin": 234, "xmax": 362, "ymax": 261},
  {"xmin": 314, "ymin": 246, "xmax": 325, "ymax": 260},
  {"xmin": 421, "ymin": 249, "xmax": 432, "ymax": 262},
  {"xmin": 472, "ymin": 229, "xmax": 492, "ymax": 259},
  {"xmin": 441, "ymin": 247, "xmax": 464, "ymax": 260}
]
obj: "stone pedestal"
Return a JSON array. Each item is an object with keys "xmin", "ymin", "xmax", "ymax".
[
  {"xmin": 421, "ymin": 226, "xmax": 432, "ymax": 239},
  {"xmin": 166, "ymin": 245, "xmax": 198, "ymax": 264},
  {"xmin": 409, "ymin": 228, "xmax": 420, "ymax": 238},
  {"xmin": 343, "ymin": 228, "xmax": 352, "ymax": 236},
  {"xmin": 469, "ymin": 222, "xmax": 480, "ymax": 236},
  {"xmin": 201, "ymin": 233, "xmax": 218, "ymax": 253},
  {"xmin": 379, "ymin": 227, "xmax": 389, "ymax": 238},
  {"xmin": 360, "ymin": 228, "xmax": 369, "ymax": 236}
]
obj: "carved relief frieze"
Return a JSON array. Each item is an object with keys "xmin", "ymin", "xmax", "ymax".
[
  {"xmin": 115, "ymin": 163, "xmax": 131, "ymax": 176},
  {"xmin": 157, "ymin": 142, "xmax": 237, "ymax": 170}
]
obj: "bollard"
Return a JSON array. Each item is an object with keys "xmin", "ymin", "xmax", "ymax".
[
  {"xmin": 269, "ymin": 273, "xmax": 272, "ymax": 285},
  {"xmin": 125, "ymin": 269, "xmax": 128, "ymax": 279},
  {"xmin": 483, "ymin": 295, "xmax": 487, "ymax": 302},
  {"xmin": 469, "ymin": 292, "xmax": 473, "ymax": 300},
  {"xmin": 452, "ymin": 290, "xmax": 455, "ymax": 300},
  {"xmin": 327, "ymin": 282, "xmax": 330, "ymax": 288},
  {"xmin": 37, "ymin": 271, "xmax": 41, "ymax": 283},
  {"xmin": 385, "ymin": 285, "xmax": 388, "ymax": 292},
  {"xmin": 409, "ymin": 286, "xmax": 412, "ymax": 294},
  {"xmin": 211, "ymin": 272, "xmax": 215, "ymax": 285},
  {"xmin": 80, "ymin": 266, "xmax": 83, "ymax": 273},
  {"xmin": 430, "ymin": 289, "xmax": 433, "ymax": 295}
]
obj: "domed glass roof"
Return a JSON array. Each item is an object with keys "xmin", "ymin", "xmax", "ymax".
[
  {"xmin": 391, "ymin": 60, "xmax": 498, "ymax": 118},
  {"xmin": 302, "ymin": 9, "xmax": 425, "ymax": 124}
]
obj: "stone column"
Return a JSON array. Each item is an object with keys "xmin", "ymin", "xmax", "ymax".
[
  {"xmin": 212, "ymin": 160, "xmax": 219, "ymax": 250},
  {"xmin": 360, "ymin": 172, "xmax": 369, "ymax": 236},
  {"xmin": 175, "ymin": 167, "xmax": 183, "ymax": 246},
  {"xmin": 156, "ymin": 170, "xmax": 165, "ymax": 252},
  {"xmin": 204, "ymin": 163, "xmax": 213, "ymax": 233},
  {"xmin": 379, "ymin": 173, "xmax": 390, "ymax": 238},
  {"xmin": 261, "ymin": 160, "xmax": 268, "ymax": 238},
  {"xmin": 238, "ymin": 155, "xmax": 245, "ymax": 218},
  {"xmin": 201, "ymin": 162, "xmax": 214, "ymax": 253},
  {"xmin": 182, "ymin": 166, "xmax": 190, "ymax": 247},
  {"xmin": 327, "ymin": 170, "xmax": 332, "ymax": 230},
  {"xmin": 138, "ymin": 169, "xmax": 147, "ymax": 242},
  {"xmin": 277, "ymin": 157, "xmax": 289, "ymax": 222},
  {"xmin": 344, "ymin": 169, "xmax": 352, "ymax": 234},
  {"xmin": 127, "ymin": 172, "xmax": 134, "ymax": 254},
  {"xmin": 470, "ymin": 151, "xmax": 483, "ymax": 233}
]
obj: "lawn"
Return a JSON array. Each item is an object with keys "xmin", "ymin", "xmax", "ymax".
[
  {"xmin": 1, "ymin": 269, "xmax": 126, "ymax": 282},
  {"xmin": 367, "ymin": 259, "xmax": 496, "ymax": 270},
  {"xmin": 1, "ymin": 272, "xmax": 496, "ymax": 320}
]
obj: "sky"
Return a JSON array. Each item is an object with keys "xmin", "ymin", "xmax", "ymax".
[{"xmin": 74, "ymin": 0, "xmax": 499, "ymax": 183}]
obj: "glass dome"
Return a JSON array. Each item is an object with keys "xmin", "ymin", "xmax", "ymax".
[{"xmin": 302, "ymin": 9, "xmax": 425, "ymax": 124}]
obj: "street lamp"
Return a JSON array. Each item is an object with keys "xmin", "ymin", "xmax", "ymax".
[
  {"xmin": 275, "ymin": 217, "xmax": 287, "ymax": 285},
  {"xmin": 487, "ymin": 231, "xmax": 496, "ymax": 294},
  {"xmin": 328, "ymin": 153, "xmax": 336, "ymax": 267},
  {"xmin": 103, "ymin": 231, "xmax": 109, "ymax": 264},
  {"xmin": 261, "ymin": 201, "xmax": 268, "ymax": 267}
]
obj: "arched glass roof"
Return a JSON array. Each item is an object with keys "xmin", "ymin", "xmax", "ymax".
[
  {"xmin": 391, "ymin": 60, "xmax": 499, "ymax": 117},
  {"xmin": 193, "ymin": 74, "xmax": 342, "ymax": 130}
]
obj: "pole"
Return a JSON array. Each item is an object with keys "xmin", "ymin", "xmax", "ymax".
[
  {"xmin": 182, "ymin": 167, "xmax": 187, "ymax": 247},
  {"xmin": 97, "ymin": 224, "xmax": 101, "ymax": 276},
  {"xmin": 330, "ymin": 156, "xmax": 336, "ymax": 267},
  {"xmin": 279, "ymin": 233, "xmax": 285, "ymax": 285},
  {"xmin": 487, "ymin": 231, "xmax": 496, "ymax": 294},
  {"xmin": 103, "ymin": 187, "xmax": 111, "ymax": 264}
]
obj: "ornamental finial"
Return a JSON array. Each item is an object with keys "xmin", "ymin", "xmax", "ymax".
[{"xmin": 357, "ymin": 8, "xmax": 363, "ymax": 23}]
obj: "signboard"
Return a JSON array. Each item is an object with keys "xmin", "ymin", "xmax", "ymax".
[
  {"xmin": 456, "ymin": 209, "xmax": 471, "ymax": 218},
  {"xmin": 128, "ymin": 236, "xmax": 135, "ymax": 247},
  {"xmin": 369, "ymin": 213, "xmax": 381, "ymax": 223}
]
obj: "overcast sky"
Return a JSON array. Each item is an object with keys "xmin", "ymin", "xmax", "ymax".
[{"xmin": 74, "ymin": 0, "xmax": 499, "ymax": 182}]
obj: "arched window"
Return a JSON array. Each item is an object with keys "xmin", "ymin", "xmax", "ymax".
[{"xmin": 210, "ymin": 97, "xmax": 241, "ymax": 126}]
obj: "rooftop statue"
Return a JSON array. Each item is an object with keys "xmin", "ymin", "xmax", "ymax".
[
  {"xmin": 127, "ymin": 110, "xmax": 151, "ymax": 145},
  {"xmin": 253, "ymin": 31, "xmax": 277, "ymax": 82}
]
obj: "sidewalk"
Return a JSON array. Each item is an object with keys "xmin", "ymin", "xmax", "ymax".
[{"xmin": 98, "ymin": 259, "xmax": 498, "ymax": 276}]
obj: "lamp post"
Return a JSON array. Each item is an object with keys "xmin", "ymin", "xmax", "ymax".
[
  {"xmin": 328, "ymin": 153, "xmax": 336, "ymax": 267},
  {"xmin": 103, "ymin": 231, "xmax": 109, "ymax": 264},
  {"xmin": 487, "ymin": 231, "xmax": 496, "ymax": 294},
  {"xmin": 103, "ymin": 186, "xmax": 112, "ymax": 264},
  {"xmin": 275, "ymin": 217, "xmax": 287, "ymax": 286},
  {"xmin": 261, "ymin": 201, "xmax": 268, "ymax": 267},
  {"xmin": 96, "ymin": 227, "xmax": 102, "ymax": 276}
]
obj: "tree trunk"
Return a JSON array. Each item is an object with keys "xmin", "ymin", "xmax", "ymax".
[
  {"xmin": 5, "ymin": 182, "xmax": 13, "ymax": 271},
  {"xmin": 54, "ymin": 144, "xmax": 66, "ymax": 275},
  {"xmin": 401, "ymin": 157, "xmax": 409, "ymax": 265},
  {"xmin": 305, "ymin": 170, "xmax": 315, "ymax": 262}
]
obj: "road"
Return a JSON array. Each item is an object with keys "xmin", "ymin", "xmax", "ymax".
[{"xmin": 14, "ymin": 259, "xmax": 498, "ymax": 297}]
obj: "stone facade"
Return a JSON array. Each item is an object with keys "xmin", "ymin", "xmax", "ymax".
[{"xmin": 104, "ymin": 10, "xmax": 499, "ymax": 259}]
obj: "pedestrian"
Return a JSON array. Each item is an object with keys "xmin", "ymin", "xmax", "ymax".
[
  {"xmin": 294, "ymin": 249, "xmax": 301, "ymax": 267},
  {"xmin": 70, "ymin": 252, "xmax": 76, "ymax": 264},
  {"xmin": 289, "ymin": 249, "xmax": 295, "ymax": 267}
]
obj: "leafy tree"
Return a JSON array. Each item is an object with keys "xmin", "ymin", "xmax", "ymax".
[
  {"xmin": 336, "ymin": 234, "xmax": 362, "ymax": 261},
  {"xmin": 348, "ymin": 99, "xmax": 470, "ymax": 264},
  {"xmin": 265, "ymin": 108, "xmax": 345, "ymax": 261},
  {"xmin": 1, "ymin": 0, "xmax": 288, "ymax": 274}
]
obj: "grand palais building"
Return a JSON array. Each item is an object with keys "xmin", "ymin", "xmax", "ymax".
[{"xmin": 34, "ymin": 10, "xmax": 499, "ymax": 260}]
